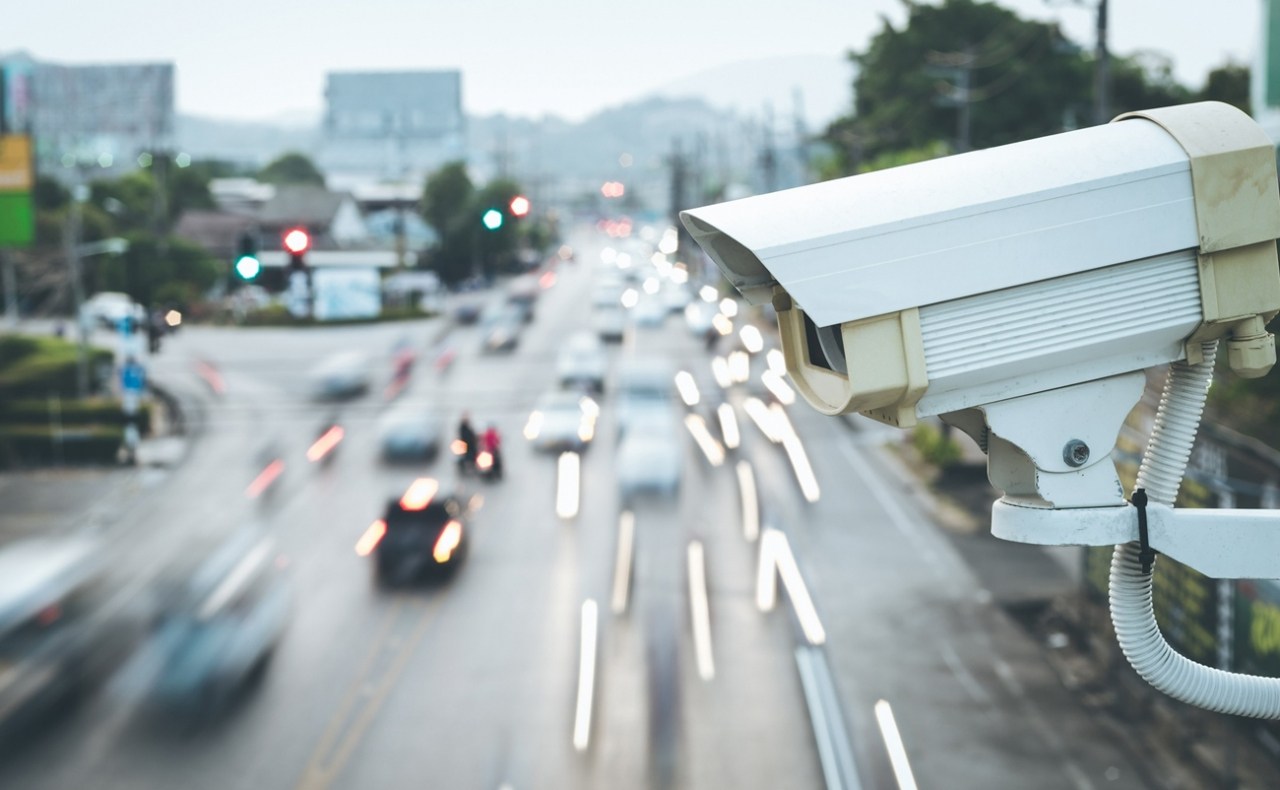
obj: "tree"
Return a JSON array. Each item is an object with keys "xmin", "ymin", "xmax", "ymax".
[
  {"xmin": 421, "ymin": 161, "xmax": 474, "ymax": 237},
  {"xmin": 257, "ymin": 152, "xmax": 326, "ymax": 186},
  {"xmin": 821, "ymin": 0, "xmax": 1211, "ymax": 178},
  {"xmin": 419, "ymin": 162, "xmax": 537, "ymax": 285},
  {"xmin": 1199, "ymin": 62, "xmax": 1250, "ymax": 115}
]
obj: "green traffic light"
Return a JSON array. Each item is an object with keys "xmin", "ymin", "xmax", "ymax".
[
  {"xmin": 482, "ymin": 209, "xmax": 503, "ymax": 230},
  {"xmin": 236, "ymin": 255, "xmax": 261, "ymax": 280}
]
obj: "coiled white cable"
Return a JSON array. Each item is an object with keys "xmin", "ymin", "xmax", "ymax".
[{"xmin": 1110, "ymin": 341, "xmax": 1280, "ymax": 717}]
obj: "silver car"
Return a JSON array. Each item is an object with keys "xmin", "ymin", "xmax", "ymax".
[{"xmin": 556, "ymin": 332, "xmax": 607, "ymax": 392}]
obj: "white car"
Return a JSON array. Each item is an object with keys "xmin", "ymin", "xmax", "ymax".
[
  {"xmin": 556, "ymin": 332, "xmax": 607, "ymax": 392},
  {"xmin": 308, "ymin": 351, "xmax": 372, "ymax": 400},
  {"xmin": 617, "ymin": 421, "xmax": 682, "ymax": 499},
  {"xmin": 594, "ymin": 307, "xmax": 627, "ymax": 343},
  {"xmin": 615, "ymin": 358, "xmax": 674, "ymax": 437},
  {"xmin": 525, "ymin": 390, "xmax": 598, "ymax": 453},
  {"xmin": 81, "ymin": 291, "xmax": 144, "ymax": 329}
]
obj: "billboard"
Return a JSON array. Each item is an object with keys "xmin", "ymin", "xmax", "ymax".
[
  {"xmin": 312, "ymin": 268, "xmax": 381, "ymax": 321},
  {"xmin": 0, "ymin": 134, "xmax": 33, "ymax": 247}
]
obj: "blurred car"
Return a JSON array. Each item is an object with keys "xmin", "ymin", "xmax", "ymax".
[
  {"xmin": 661, "ymin": 283, "xmax": 692, "ymax": 312},
  {"xmin": 452, "ymin": 298, "xmax": 484, "ymax": 325},
  {"xmin": 617, "ymin": 423, "xmax": 682, "ymax": 499},
  {"xmin": 592, "ymin": 282, "xmax": 627, "ymax": 309},
  {"xmin": 525, "ymin": 390, "xmax": 598, "ymax": 453},
  {"xmin": 556, "ymin": 332, "xmax": 607, "ymax": 391},
  {"xmin": 616, "ymin": 357, "xmax": 674, "ymax": 436},
  {"xmin": 483, "ymin": 309, "xmax": 523, "ymax": 352},
  {"xmin": 308, "ymin": 351, "xmax": 372, "ymax": 399},
  {"xmin": 0, "ymin": 538, "xmax": 107, "ymax": 732},
  {"xmin": 370, "ymin": 484, "xmax": 470, "ymax": 584},
  {"xmin": 594, "ymin": 307, "xmax": 627, "ymax": 343},
  {"xmin": 81, "ymin": 291, "xmax": 145, "ymax": 329},
  {"xmin": 684, "ymin": 302, "xmax": 714, "ymax": 336},
  {"xmin": 507, "ymin": 274, "xmax": 540, "ymax": 321},
  {"xmin": 378, "ymin": 404, "xmax": 443, "ymax": 461},
  {"xmin": 632, "ymin": 297, "xmax": 667, "ymax": 328},
  {"xmin": 128, "ymin": 529, "xmax": 290, "ymax": 715}
]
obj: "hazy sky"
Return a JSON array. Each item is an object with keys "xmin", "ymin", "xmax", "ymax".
[{"xmin": 1, "ymin": 0, "xmax": 1259, "ymax": 123}]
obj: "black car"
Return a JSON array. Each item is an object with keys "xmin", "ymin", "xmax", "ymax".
[{"xmin": 371, "ymin": 486, "xmax": 469, "ymax": 585}]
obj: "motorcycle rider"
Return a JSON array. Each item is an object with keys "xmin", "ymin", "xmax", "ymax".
[
  {"xmin": 481, "ymin": 423, "xmax": 503, "ymax": 480},
  {"xmin": 457, "ymin": 412, "xmax": 478, "ymax": 471}
]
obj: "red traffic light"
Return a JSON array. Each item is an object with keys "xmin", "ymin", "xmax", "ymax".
[
  {"xmin": 509, "ymin": 195, "xmax": 531, "ymax": 217},
  {"xmin": 283, "ymin": 228, "xmax": 311, "ymax": 254}
]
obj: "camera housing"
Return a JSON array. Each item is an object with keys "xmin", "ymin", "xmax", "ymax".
[{"xmin": 682, "ymin": 102, "xmax": 1280, "ymax": 429}]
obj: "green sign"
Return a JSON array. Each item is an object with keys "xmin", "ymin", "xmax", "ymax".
[
  {"xmin": 0, "ymin": 192, "xmax": 33, "ymax": 246},
  {"xmin": 0, "ymin": 134, "xmax": 32, "ymax": 247}
]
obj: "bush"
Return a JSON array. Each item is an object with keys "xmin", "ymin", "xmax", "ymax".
[
  {"xmin": 0, "ymin": 336, "xmax": 112, "ymax": 398},
  {"xmin": 912, "ymin": 422, "xmax": 962, "ymax": 468},
  {"xmin": 0, "ymin": 335, "xmax": 39, "ymax": 368},
  {"xmin": 0, "ymin": 424, "xmax": 123, "ymax": 466},
  {"xmin": 0, "ymin": 398, "xmax": 151, "ymax": 434}
]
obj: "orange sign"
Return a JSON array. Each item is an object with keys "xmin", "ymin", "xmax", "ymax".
[{"xmin": 0, "ymin": 135, "xmax": 33, "ymax": 193}]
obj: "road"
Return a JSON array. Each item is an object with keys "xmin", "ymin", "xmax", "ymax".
[{"xmin": 0, "ymin": 227, "xmax": 1152, "ymax": 789}]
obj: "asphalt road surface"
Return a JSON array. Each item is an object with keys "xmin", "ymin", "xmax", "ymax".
[{"xmin": 0, "ymin": 227, "xmax": 1152, "ymax": 790}]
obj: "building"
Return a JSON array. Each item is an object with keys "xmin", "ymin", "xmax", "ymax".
[
  {"xmin": 0, "ymin": 52, "xmax": 174, "ymax": 181},
  {"xmin": 319, "ymin": 70, "xmax": 465, "ymax": 180}
]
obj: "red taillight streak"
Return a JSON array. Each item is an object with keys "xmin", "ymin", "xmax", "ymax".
[
  {"xmin": 433, "ymin": 520, "xmax": 463, "ymax": 563},
  {"xmin": 246, "ymin": 459, "xmax": 284, "ymax": 498},
  {"xmin": 356, "ymin": 520, "xmax": 386, "ymax": 556},
  {"xmin": 307, "ymin": 426, "xmax": 344, "ymax": 462},
  {"xmin": 400, "ymin": 478, "xmax": 439, "ymax": 511}
]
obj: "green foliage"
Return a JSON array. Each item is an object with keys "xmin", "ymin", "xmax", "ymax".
[
  {"xmin": 0, "ymin": 424, "xmax": 124, "ymax": 466},
  {"xmin": 95, "ymin": 234, "xmax": 224, "ymax": 310},
  {"xmin": 0, "ymin": 335, "xmax": 112, "ymax": 398},
  {"xmin": 33, "ymin": 176, "xmax": 69, "ymax": 211},
  {"xmin": 0, "ymin": 398, "xmax": 150, "ymax": 433},
  {"xmin": 859, "ymin": 141, "xmax": 952, "ymax": 174},
  {"xmin": 419, "ymin": 162, "xmax": 537, "ymax": 285},
  {"xmin": 912, "ymin": 422, "xmax": 962, "ymax": 467},
  {"xmin": 822, "ymin": 0, "xmax": 1235, "ymax": 177},
  {"xmin": 257, "ymin": 152, "xmax": 326, "ymax": 186},
  {"xmin": 0, "ymin": 335, "xmax": 39, "ymax": 368},
  {"xmin": 239, "ymin": 303, "xmax": 434, "ymax": 327},
  {"xmin": 1199, "ymin": 61, "xmax": 1251, "ymax": 114}
]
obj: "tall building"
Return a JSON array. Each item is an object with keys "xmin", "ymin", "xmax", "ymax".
[
  {"xmin": 0, "ymin": 52, "xmax": 174, "ymax": 180},
  {"xmin": 320, "ymin": 70, "xmax": 465, "ymax": 180}
]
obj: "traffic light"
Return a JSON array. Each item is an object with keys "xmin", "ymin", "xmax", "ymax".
[
  {"xmin": 481, "ymin": 209, "xmax": 503, "ymax": 231},
  {"xmin": 235, "ymin": 232, "xmax": 261, "ymax": 280},
  {"xmin": 284, "ymin": 227, "xmax": 310, "ymax": 271},
  {"xmin": 509, "ymin": 195, "xmax": 530, "ymax": 217}
]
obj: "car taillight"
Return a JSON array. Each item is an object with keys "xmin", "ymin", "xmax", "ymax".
[
  {"xmin": 477, "ymin": 451, "xmax": 494, "ymax": 470},
  {"xmin": 433, "ymin": 520, "xmax": 463, "ymax": 563},
  {"xmin": 451, "ymin": 439, "xmax": 467, "ymax": 456},
  {"xmin": 307, "ymin": 425, "xmax": 344, "ymax": 462},
  {"xmin": 355, "ymin": 520, "xmax": 387, "ymax": 556},
  {"xmin": 399, "ymin": 478, "xmax": 438, "ymax": 511}
]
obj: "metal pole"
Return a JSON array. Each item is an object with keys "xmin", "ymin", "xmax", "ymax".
[
  {"xmin": 2, "ymin": 250, "xmax": 16, "ymax": 325},
  {"xmin": 64, "ymin": 175, "xmax": 88, "ymax": 398},
  {"xmin": 1094, "ymin": 0, "xmax": 1110, "ymax": 125},
  {"xmin": 958, "ymin": 47, "xmax": 973, "ymax": 153}
]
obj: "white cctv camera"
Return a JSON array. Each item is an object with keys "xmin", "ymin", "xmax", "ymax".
[{"xmin": 685, "ymin": 102, "xmax": 1280, "ymax": 718}]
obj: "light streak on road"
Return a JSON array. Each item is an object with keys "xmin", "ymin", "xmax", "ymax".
[
  {"xmin": 524, "ymin": 411, "xmax": 544, "ymax": 440},
  {"xmin": 717, "ymin": 402, "xmax": 740, "ymax": 449},
  {"xmin": 761, "ymin": 527, "xmax": 826, "ymax": 645},
  {"xmin": 740, "ymin": 324, "xmax": 764, "ymax": 353},
  {"xmin": 781, "ymin": 428, "xmax": 821, "ymax": 503},
  {"xmin": 195, "ymin": 359, "xmax": 226, "ymax": 394},
  {"xmin": 399, "ymin": 477, "xmax": 439, "ymax": 511},
  {"xmin": 306, "ymin": 425, "xmax": 344, "ymax": 461},
  {"xmin": 728, "ymin": 350, "xmax": 750, "ymax": 383},
  {"xmin": 761, "ymin": 369, "xmax": 797, "ymax": 405},
  {"xmin": 711, "ymin": 356, "xmax": 733, "ymax": 389},
  {"xmin": 796, "ymin": 646, "xmax": 864, "ymax": 790},
  {"xmin": 611, "ymin": 512, "xmax": 635, "ymax": 614},
  {"xmin": 767, "ymin": 348, "xmax": 787, "ymax": 375},
  {"xmin": 246, "ymin": 459, "xmax": 284, "ymax": 498},
  {"xmin": 674, "ymin": 370, "xmax": 700, "ymax": 406},
  {"xmin": 744, "ymin": 397, "xmax": 783, "ymax": 443},
  {"xmin": 719, "ymin": 297, "xmax": 739, "ymax": 318},
  {"xmin": 573, "ymin": 599, "xmax": 599, "ymax": 751},
  {"xmin": 736, "ymin": 460, "xmax": 759, "ymax": 541},
  {"xmin": 557, "ymin": 452, "xmax": 581, "ymax": 518},
  {"xmin": 684, "ymin": 414, "xmax": 725, "ymax": 466},
  {"xmin": 687, "ymin": 541, "xmax": 716, "ymax": 681},
  {"xmin": 355, "ymin": 520, "xmax": 386, "ymax": 556},
  {"xmin": 874, "ymin": 700, "xmax": 919, "ymax": 790},
  {"xmin": 756, "ymin": 529, "xmax": 780, "ymax": 611}
]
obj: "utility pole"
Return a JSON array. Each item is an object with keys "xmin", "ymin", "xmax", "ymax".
[
  {"xmin": 668, "ymin": 138, "xmax": 689, "ymax": 260},
  {"xmin": 957, "ymin": 45, "xmax": 974, "ymax": 153},
  {"xmin": 1093, "ymin": 0, "xmax": 1110, "ymax": 125},
  {"xmin": 64, "ymin": 174, "xmax": 89, "ymax": 398}
]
